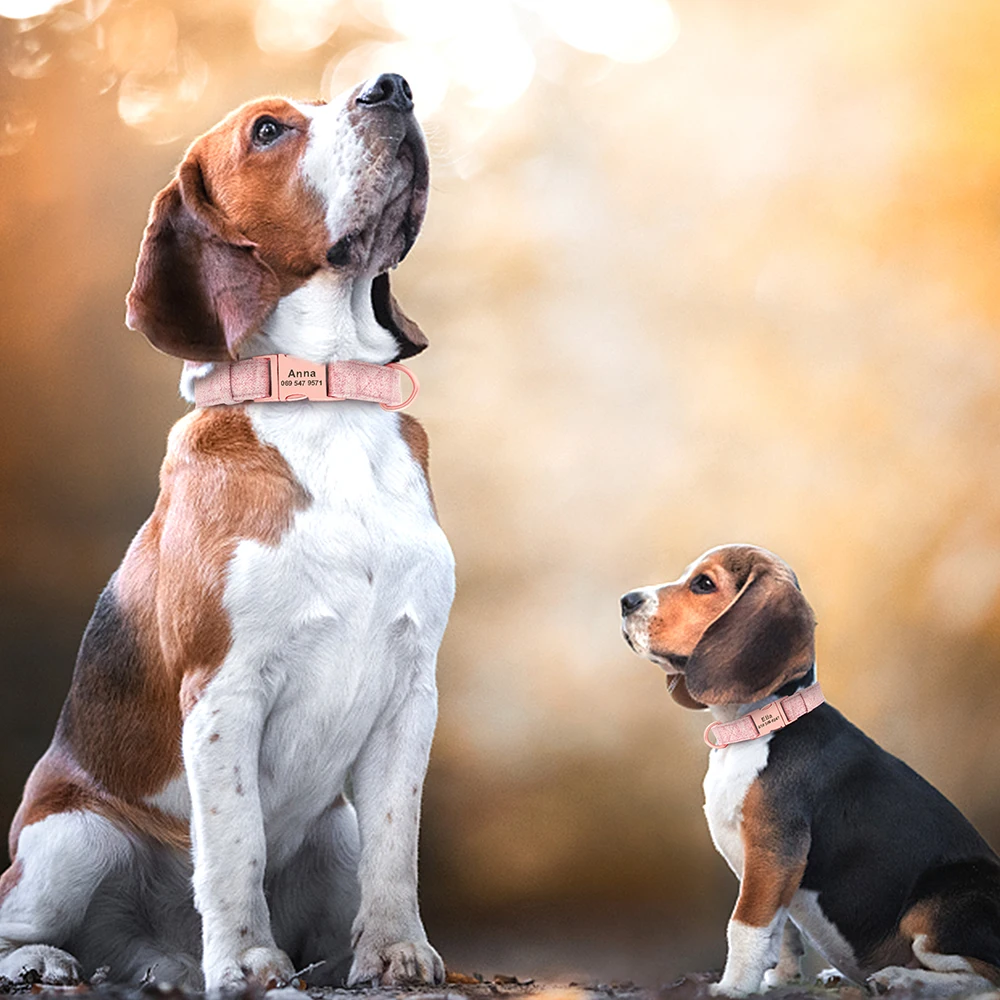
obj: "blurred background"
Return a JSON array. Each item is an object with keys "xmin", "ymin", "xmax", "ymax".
[{"xmin": 3, "ymin": 0, "xmax": 1000, "ymax": 986}]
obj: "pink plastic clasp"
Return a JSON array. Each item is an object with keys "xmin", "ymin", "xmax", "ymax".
[
  {"xmin": 749, "ymin": 699, "xmax": 789, "ymax": 736},
  {"xmin": 255, "ymin": 354, "xmax": 329, "ymax": 402},
  {"xmin": 380, "ymin": 362, "xmax": 420, "ymax": 410}
]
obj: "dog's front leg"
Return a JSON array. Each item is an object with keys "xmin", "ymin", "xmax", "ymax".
[
  {"xmin": 183, "ymin": 681, "xmax": 293, "ymax": 992},
  {"xmin": 710, "ymin": 835, "xmax": 808, "ymax": 997},
  {"xmin": 347, "ymin": 675, "xmax": 443, "ymax": 986}
]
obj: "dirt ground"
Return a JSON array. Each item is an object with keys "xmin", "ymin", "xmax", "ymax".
[{"xmin": 2, "ymin": 970, "xmax": 998, "ymax": 1000}]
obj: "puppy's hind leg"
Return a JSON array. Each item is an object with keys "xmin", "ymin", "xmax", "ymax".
[
  {"xmin": 762, "ymin": 920, "xmax": 805, "ymax": 989},
  {"xmin": 0, "ymin": 810, "xmax": 130, "ymax": 984},
  {"xmin": 870, "ymin": 860, "xmax": 1000, "ymax": 995}
]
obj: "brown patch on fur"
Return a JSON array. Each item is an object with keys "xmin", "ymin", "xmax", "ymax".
[
  {"xmin": 398, "ymin": 413, "xmax": 436, "ymax": 517},
  {"xmin": 647, "ymin": 559, "xmax": 741, "ymax": 658},
  {"xmin": 179, "ymin": 669, "xmax": 212, "ymax": 719},
  {"xmin": 15, "ymin": 407, "xmax": 307, "ymax": 846},
  {"xmin": 126, "ymin": 99, "xmax": 330, "ymax": 360},
  {"xmin": 899, "ymin": 901, "xmax": 935, "ymax": 942},
  {"xmin": 9, "ymin": 751, "xmax": 189, "ymax": 857},
  {"xmin": 192, "ymin": 100, "xmax": 329, "ymax": 295},
  {"xmin": 734, "ymin": 780, "xmax": 809, "ymax": 928},
  {"xmin": 647, "ymin": 545, "xmax": 815, "ymax": 706},
  {"xmin": 0, "ymin": 859, "xmax": 23, "ymax": 907}
]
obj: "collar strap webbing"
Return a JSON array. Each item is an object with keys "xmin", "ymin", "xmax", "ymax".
[
  {"xmin": 190, "ymin": 355, "xmax": 418, "ymax": 410},
  {"xmin": 703, "ymin": 681, "xmax": 824, "ymax": 749}
]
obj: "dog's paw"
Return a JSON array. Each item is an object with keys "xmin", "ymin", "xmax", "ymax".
[
  {"xmin": 865, "ymin": 966, "xmax": 992, "ymax": 996},
  {"xmin": 762, "ymin": 966, "xmax": 801, "ymax": 990},
  {"xmin": 205, "ymin": 946, "xmax": 294, "ymax": 992},
  {"xmin": 709, "ymin": 982, "xmax": 750, "ymax": 998},
  {"xmin": 868, "ymin": 966, "xmax": 919, "ymax": 994},
  {"xmin": 0, "ymin": 944, "xmax": 83, "ymax": 985},
  {"xmin": 348, "ymin": 937, "xmax": 444, "ymax": 986},
  {"xmin": 816, "ymin": 967, "xmax": 849, "ymax": 988}
]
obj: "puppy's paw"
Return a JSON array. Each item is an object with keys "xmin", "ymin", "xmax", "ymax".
[
  {"xmin": 205, "ymin": 946, "xmax": 294, "ymax": 992},
  {"xmin": 348, "ymin": 937, "xmax": 444, "ymax": 986},
  {"xmin": 868, "ymin": 966, "xmax": 915, "ymax": 994},
  {"xmin": 763, "ymin": 966, "xmax": 801, "ymax": 990},
  {"xmin": 0, "ymin": 944, "xmax": 83, "ymax": 985}
]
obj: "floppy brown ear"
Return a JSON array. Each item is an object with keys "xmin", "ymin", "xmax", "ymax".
[
  {"xmin": 684, "ymin": 563, "xmax": 815, "ymax": 705},
  {"xmin": 371, "ymin": 271, "xmax": 428, "ymax": 360},
  {"xmin": 125, "ymin": 156, "xmax": 281, "ymax": 361},
  {"xmin": 667, "ymin": 674, "xmax": 709, "ymax": 710}
]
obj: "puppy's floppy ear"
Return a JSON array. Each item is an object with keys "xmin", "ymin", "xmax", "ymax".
[
  {"xmin": 125, "ymin": 155, "xmax": 281, "ymax": 361},
  {"xmin": 684, "ymin": 560, "xmax": 815, "ymax": 706},
  {"xmin": 371, "ymin": 271, "xmax": 428, "ymax": 360},
  {"xmin": 667, "ymin": 674, "xmax": 709, "ymax": 711}
]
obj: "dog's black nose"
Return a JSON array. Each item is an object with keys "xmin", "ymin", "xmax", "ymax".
[
  {"xmin": 356, "ymin": 73, "xmax": 414, "ymax": 113},
  {"xmin": 621, "ymin": 591, "xmax": 646, "ymax": 616}
]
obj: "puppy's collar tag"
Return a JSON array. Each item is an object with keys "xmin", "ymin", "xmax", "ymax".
[
  {"xmin": 189, "ymin": 355, "xmax": 419, "ymax": 410},
  {"xmin": 703, "ymin": 681, "xmax": 824, "ymax": 749}
]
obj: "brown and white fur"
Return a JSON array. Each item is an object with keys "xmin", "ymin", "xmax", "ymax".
[
  {"xmin": 621, "ymin": 544, "xmax": 1000, "ymax": 996},
  {"xmin": 0, "ymin": 74, "xmax": 453, "ymax": 992}
]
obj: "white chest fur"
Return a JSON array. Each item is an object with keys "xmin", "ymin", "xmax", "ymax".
[
  {"xmin": 192, "ymin": 401, "xmax": 454, "ymax": 863},
  {"xmin": 702, "ymin": 735, "xmax": 773, "ymax": 878}
]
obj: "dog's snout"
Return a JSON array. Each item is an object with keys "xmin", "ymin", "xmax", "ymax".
[
  {"xmin": 357, "ymin": 73, "xmax": 414, "ymax": 113},
  {"xmin": 621, "ymin": 591, "xmax": 647, "ymax": 616}
]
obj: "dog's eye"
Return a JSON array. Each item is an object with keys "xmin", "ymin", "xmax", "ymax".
[
  {"xmin": 251, "ymin": 116, "xmax": 286, "ymax": 147},
  {"xmin": 690, "ymin": 574, "xmax": 716, "ymax": 594}
]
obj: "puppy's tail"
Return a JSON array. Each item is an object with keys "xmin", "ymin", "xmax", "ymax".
[{"xmin": 900, "ymin": 857, "xmax": 1000, "ymax": 983}]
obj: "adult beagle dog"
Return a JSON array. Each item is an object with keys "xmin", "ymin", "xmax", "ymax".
[
  {"xmin": 0, "ymin": 74, "xmax": 454, "ymax": 991},
  {"xmin": 621, "ymin": 544, "xmax": 1000, "ymax": 996}
]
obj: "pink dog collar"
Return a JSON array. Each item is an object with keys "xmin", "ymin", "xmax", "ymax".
[
  {"xmin": 190, "ymin": 355, "xmax": 419, "ymax": 410},
  {"xmin": 703, "ymin": 681, "xmax": 824, "ymax": 749}
]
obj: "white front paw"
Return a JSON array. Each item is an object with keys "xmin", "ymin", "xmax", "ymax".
[
  {"xmin": 709, "ymin": 982, "xmax": 750, "ymax": 998},
  {"xmin": 204, "ymin": 945, "xmax": 294, "ymax": 992},
  {"xmin": 761, "ymin": 968, "xmax": 782, "ymax": 990},
  {"xmin": 348, "ymin": 936, "xmax": 444, "ymax": 986},
  {"xmin": 763, "ymin": 965, "xmax": 802, "ymax": 989},
  {"xmin": 0, "ymin": 945, "xmax": 82, "ymax": 985}
]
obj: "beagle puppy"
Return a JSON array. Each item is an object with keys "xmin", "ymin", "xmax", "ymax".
[
  {"xmin": 0, "ymin": 74, "xmax": 454, "ymax": 991},
  {"xmin": 621, "ymin": 544, "xmax": 1000, "ymax": 996}
]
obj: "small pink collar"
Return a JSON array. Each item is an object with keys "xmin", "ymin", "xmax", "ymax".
[
  {"xmin": 189, "ymin": 354, "xmax": 419, "ymax": 410},
  {"xmin": 703, "ymin": 681, "xmax": 824, "ymax": 749}
]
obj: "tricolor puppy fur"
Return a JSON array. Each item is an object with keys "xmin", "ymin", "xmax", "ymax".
[
  {"xmin": 0, "ymin": 74, "xmax": 454, "ymax": 991},
  {"xmin": 621, "ymin": 544, "xmax": 1000, "ymax": 997}
]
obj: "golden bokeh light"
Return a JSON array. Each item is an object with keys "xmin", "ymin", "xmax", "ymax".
[
  {"xmin": 2, "ymin": 0, "xmax": 1000, "ymax": 984},
  {"xmin": 0, "ymin": 0, "xmax": 678, "ymax": 153}
]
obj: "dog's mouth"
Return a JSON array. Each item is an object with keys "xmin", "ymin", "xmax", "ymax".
[
  {"xmin": 647, "ymin": 650, "xmax": 689, "ymax": 673},
  {"xmin": 369, "ymin": 126, "xmax": 429, "ymax": 272},
  {"xmin": 621, "ymin": 622, "xmax": 707, "ymax": 710},
  {"xmin": 327, "ymin": 127, "xmax": 429, "ymax": 276}
]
